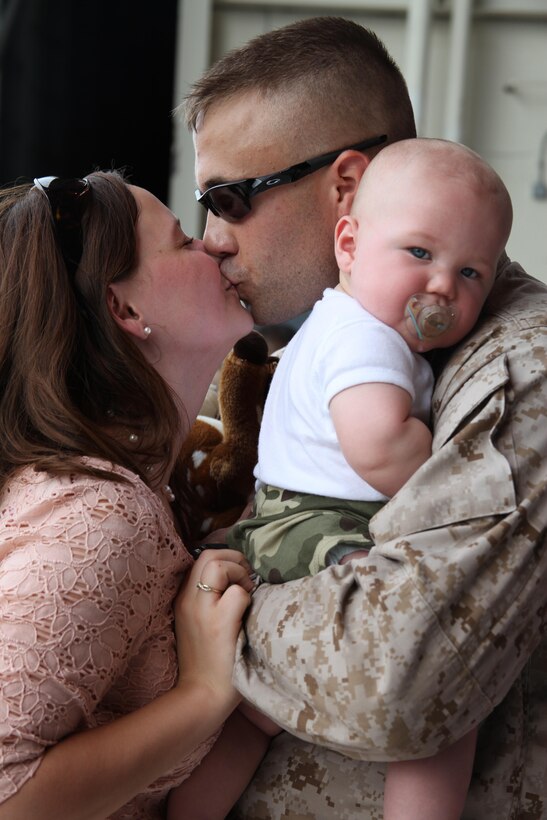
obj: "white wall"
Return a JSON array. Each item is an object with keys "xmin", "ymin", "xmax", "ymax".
[{"xmin": 171, "ymin": 0, "xmax": 547, "ymax": 281}]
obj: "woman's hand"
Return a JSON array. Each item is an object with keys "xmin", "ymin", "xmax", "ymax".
[{"xmin": 174, "ymin": 550, "xmax": 255, "ymax": 712}]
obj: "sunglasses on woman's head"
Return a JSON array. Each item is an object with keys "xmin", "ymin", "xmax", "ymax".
[
  {"xmin": 195, "ymin": 134, "xmax": 388, "ymax": 223},
  {"xmin": 34, "ymin": 176, "xmax": 92, "ymax": 277}
]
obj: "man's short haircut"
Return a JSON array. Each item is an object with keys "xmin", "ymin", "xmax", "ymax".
[{"xmin": 182, "ymin": 16, "xmax": 416, "ymax": 147}]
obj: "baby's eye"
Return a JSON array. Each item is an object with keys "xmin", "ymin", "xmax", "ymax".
[
  {"xmin": 460, "ymin": 267, "xmax": 479, "ymax": 279},
  {"xmin": 408, "ymin": 247, "xmax": 431, "ymax": 260}
]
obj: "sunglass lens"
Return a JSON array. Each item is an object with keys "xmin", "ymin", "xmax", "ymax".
[
  {"xmin": 34, "ymin": 177, "xmax": 91, "ymax": 277},
  {"xmin": 208, "ymin": 184, "xmax": 250, "ymax": 222},
  {"xmin": 44, "ymin": 179, "xmax": 90, "ymax": 229}
]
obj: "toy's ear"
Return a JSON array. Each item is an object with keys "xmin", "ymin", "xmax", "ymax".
[
  {"xmin": 233, "ymin": 330, "xmax": 270, "ymax": 365},
  {"xmin": 335, "ymin": 214, "xmax": 358, "ymax": 274}
]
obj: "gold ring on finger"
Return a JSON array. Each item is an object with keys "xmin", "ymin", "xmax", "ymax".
[{"xmin": 196, "ymin": 581, "xmax": 223, "ymax": 594}]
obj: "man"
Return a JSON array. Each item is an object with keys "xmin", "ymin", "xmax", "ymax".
[{"xmin": 183, "ymin": 17, "xmax": 547, "ymax": 819}]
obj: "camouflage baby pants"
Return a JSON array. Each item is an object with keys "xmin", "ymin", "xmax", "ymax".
[{"xmin": 227, "ymin": 484, "xmax": 383, "ymax": 583}]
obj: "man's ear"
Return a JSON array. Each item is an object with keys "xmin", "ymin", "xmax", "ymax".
[
  {"xmin": 331, "ymin": 150, "xmax": 371, "ymax": 217},
  {"xmin": 107, "ymin": 283, "xmax": 149, "ymax": 341},
  {"xmin": 334, "ymin": 214, "xmax": 358, "ymax": 274}
]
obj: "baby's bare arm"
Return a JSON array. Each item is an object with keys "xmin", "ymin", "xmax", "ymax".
[
  {"xmin": 330, "ymin": 382, "xmax": 432, "ymax": 497},
  {"xmin": 167, "ymin": 710, "xmax": 272, "ymax": 820},
  {"xmin": 238, "ymin": 699, "xmax": 283, "ymax": 737}
]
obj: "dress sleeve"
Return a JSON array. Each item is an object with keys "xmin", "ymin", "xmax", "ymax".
[
  {"xmin": 233, "ymin": 318, "xmax": 547, "ymax": 760},
  {"xmin": 0, "ymin": 473, "xmax": 185, "ymax": 801}
]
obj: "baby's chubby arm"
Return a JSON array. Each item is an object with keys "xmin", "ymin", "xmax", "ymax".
[{"xmin": 329, "ymin": 382, "xmax": 432, "ymax": 497}]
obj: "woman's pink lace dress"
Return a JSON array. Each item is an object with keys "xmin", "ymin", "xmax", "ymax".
[{"xmin": 0, "ymin": 457, "xmax": 218, "ymax": 819}]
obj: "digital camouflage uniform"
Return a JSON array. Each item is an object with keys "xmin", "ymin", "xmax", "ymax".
[{"xmin": 231, "ymin": 258, "xmax": 547, "ymax": 819}]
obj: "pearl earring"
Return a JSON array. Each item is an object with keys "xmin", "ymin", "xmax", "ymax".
[{"xmin": 144, "ymin": 326, "xmax": 152, "ymax": 337}]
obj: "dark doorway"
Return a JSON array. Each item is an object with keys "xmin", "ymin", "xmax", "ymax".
[{"xmin": 0, "ymin": 0, "xmax": 178, "ymax": 202}]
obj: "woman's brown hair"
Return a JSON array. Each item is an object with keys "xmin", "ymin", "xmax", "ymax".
[{"xmin": 0, "ymin": 171, "xmax": 182, "ymax": 494}]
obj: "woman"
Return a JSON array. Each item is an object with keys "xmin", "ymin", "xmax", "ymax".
[{"xmin": 0, "ymin": 172, "xmax": 259, "ymax": 818}]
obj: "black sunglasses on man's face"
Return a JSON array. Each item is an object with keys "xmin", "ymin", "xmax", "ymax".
[{"xmin": 195, "ymin": 134, "xmax": 388, "ymax": 223}]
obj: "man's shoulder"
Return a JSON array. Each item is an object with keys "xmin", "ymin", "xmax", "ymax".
[
  {"xmin": 431, "ymin": 259, "xmax": 547, "ymax": 413},
  {"xmin": 486, "ymin": 258, "xmax": 547, "ymax": 330},
  {"xmin": 443, "ymin": 258, "xmax": 547, "ymax": 368}
]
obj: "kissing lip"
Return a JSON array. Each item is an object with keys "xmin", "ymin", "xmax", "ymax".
[
  {"xmin": 221, "ymin": 271, "xmax": 242, "ymax": 293},
  {"xmin": 221, "ymin": 273, "xmax": 251, "ymax": 311},
  {"xmin": 221, "ymin": 273, "xmax": 236, "ymax": 291}
]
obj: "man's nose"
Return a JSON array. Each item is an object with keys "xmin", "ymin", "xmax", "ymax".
[{"xmin": 202, "ymin": 212, "xmax": 238, "ymax": 257}]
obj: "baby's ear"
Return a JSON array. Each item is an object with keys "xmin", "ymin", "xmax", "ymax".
[{"xmin": 334, "ymin": 214, "xmax": 358, "ymax": 274}]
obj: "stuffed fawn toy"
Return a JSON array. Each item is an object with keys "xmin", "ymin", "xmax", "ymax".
[{"xmin": 178, "ymin": 331, "xmax": 278, "ymax": 542}]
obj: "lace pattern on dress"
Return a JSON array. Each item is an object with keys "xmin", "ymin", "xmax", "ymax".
[{"xmin": 0, "ymin": 458, "xmax": 218, "ymax": 816}]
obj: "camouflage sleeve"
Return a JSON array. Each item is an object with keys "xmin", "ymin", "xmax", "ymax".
[{"xmin": 233, "ymin": 284, "xmax": 547, "ymax": 761}]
